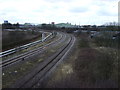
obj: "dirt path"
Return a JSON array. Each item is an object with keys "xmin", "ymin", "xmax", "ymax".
[{"xmin": 41, "ymin": 33, "xmax": 118, "ymax": 88}]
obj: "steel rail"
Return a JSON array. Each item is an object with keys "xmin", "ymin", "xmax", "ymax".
[
  {"xmin": 1, "ymin": 32, "xmax": 65, "ymax": 68},
  {"xmin": 0, "ymin": 32, "xmax": 52, "ymax": 57},
  {"xmin": 11, "ymin": 34, "xmax": 75, "ymax": 88}
]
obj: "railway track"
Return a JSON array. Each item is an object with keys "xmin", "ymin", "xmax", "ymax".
[
  {"xmin": 11, "ymin": 34, "xmax": 75, "ymax": 88},
  {"xmin": 0, "ymin": 31, "xmax": 52, "ymax": 58},
  {"xmin": 1, "ymin": 32, "xmax": 65, "ymax": 68}
]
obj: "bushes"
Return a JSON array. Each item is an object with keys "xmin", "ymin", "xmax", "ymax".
[
  {"xmin": 93, "ymin": 32, "xmax": 120, "ymax": 48},
  {"xmin": 97, "ymin": 37, "xmax": 119, "ymax": 48}
]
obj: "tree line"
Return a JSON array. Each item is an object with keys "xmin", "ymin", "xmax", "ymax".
[{"xmin": 2, "ymin": 22, "xmax": 19, "ymax": 29}]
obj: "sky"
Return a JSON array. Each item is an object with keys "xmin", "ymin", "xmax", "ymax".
[{"xmin": 0, "ymin": 0, "xmax": 119, "ymax": 25}]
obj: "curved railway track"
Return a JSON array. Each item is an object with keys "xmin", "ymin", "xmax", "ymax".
[
  {"xmin": 1, "ymin": 32, "xmax": 65, "ymax": 68},
  {"xmin": 11, "ymin": 33, "xmax": 75, "ymax": 88}
]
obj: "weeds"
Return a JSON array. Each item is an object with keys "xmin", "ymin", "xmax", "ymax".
[
  {"xmin": 93, "ymin": 31, "xmax": 120, "ymax": 49},
  {"xmin": 41, "ymin": 33, "xmax": 119, "ymax": 88},
  {"xmin": 79, "ymin": 38, "xmax": 89, "ymax": 48},
  {"xmin": 74, "ymin": 33, "xmax": 118, "ymax": 87},
  {"xmin": 95, "ymin": 53, "xmax": 114, "ymax": 80}
]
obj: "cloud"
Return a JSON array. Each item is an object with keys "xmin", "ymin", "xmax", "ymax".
[
  {"xmin": 97, "ymin": 9, "xmax": 117, "ymax": 16},
  {"xmin": 95, "ymin": 1, "xmax": 118, "ymax": 17},
  {"xmin": 0, "ymin": 8, "xmax": 17, "ymax": 14},
  {"xmin": 0, "ymin": 0, "xmax": 118, "ymax": 25},
  {"xmin": 43, "ymin": 0, "xmax": 73, "ymax": 3},
  {"xmin": 69, "ymin": 7, "xmax": 89, "ymax": 13},
  {"xmin": 0, "ymin": 13, "xmax": 6, "ymax": 15}
]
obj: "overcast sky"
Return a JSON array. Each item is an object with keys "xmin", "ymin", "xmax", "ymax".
[{"xmin": 0, "ymin": 0, "xmax": 119, "ymax": 25}]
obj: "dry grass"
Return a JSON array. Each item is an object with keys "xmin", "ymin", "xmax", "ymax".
[
  {"xmin": 44, "ymin": 33, "xmax": 119, "ymax": 88},
  {"xmin": 2, "ymin": 30, "xmax": 41, "ymax": 51}
]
